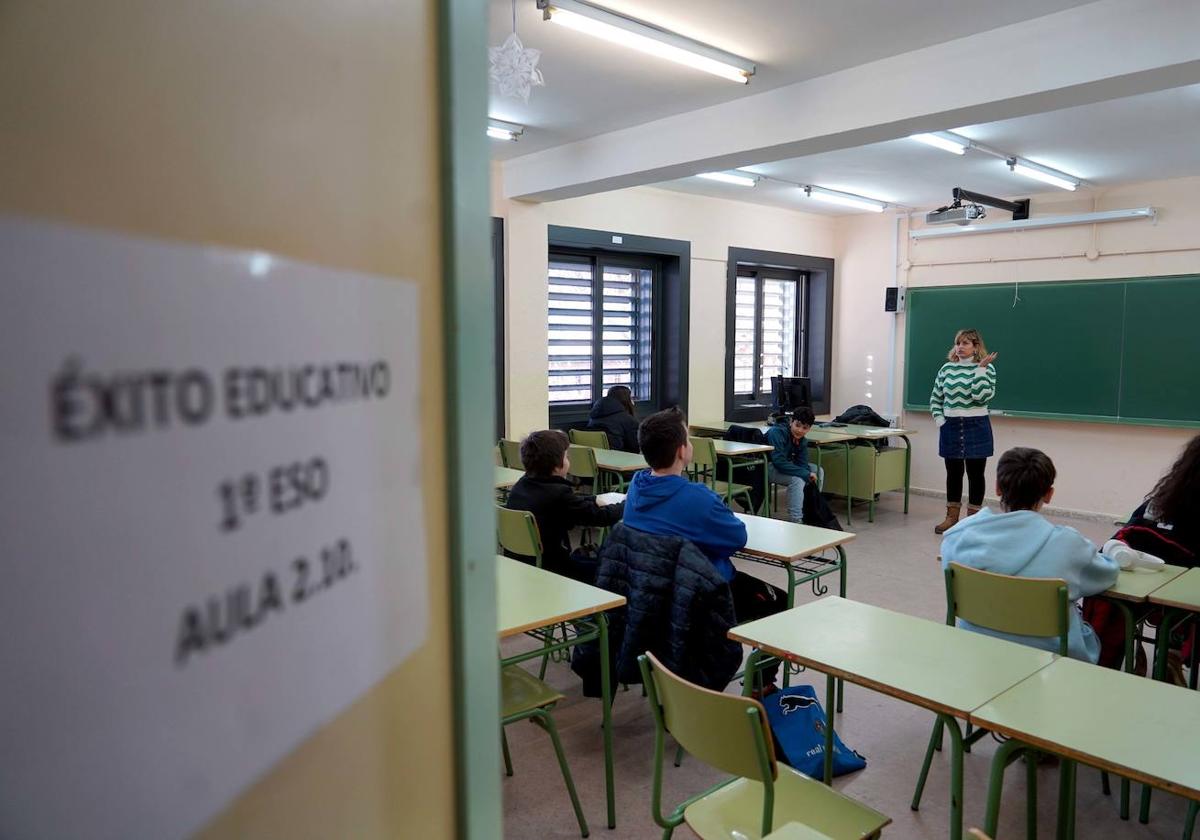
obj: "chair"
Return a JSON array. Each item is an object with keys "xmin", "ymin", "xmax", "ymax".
[
  {"xmin": 690, "ymin": 437, "xmax": 755, "ymax": 512},
  {"xmin": 639, "ymin": 652, "xmax": 890, "ymax": 840},
  {"xmin": 568, "ymin": 442, "xmax": 606, "ymax": 491},
  {"xmin": 500, "ymin": 665, "xmax": 589, "ymax": 837},
  {"xmin": 570, "ymin": 428, "xmax": 610, "ymax": 449},
  {"xmin": 496, "ymin": 504, "xmax": 543, "ymax": 568},
  {"xmin": 499, "ymin": 438, "xmax": 522, "ymax": 469},
  {"xmin": 912, "ymin": 563, "xmax": 1070, "ymax": 834}
]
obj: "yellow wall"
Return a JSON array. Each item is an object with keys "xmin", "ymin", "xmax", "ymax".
[
  {"xmin": 492, "ymin": 171, "xmax": 836, "ymax": 436},
  {"xmin": 0, "ymin": 1, "xmax": 456, "ymax": 835}
]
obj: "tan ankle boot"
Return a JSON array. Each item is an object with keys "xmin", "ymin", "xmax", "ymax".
[
  {"xmin": 965, "ymin": 505, "xmax": 982, "ymax": 518},
  {"xmin": 934, "ymin": 503, "xmax": 961, "ymax": 534}
]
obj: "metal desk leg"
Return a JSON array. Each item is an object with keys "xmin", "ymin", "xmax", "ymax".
[
  {"xmin": 902, "ymin": 434, "xmax": 912, "ymax": 515},
  {"xmin": 760, "ymin": 453, "xmax": 770, "ymax": 516},
  {"xmin": 942, "ymin": 715, "xmax": 966, "ymax": 840},
  {"xmin": 1112, "ymin": 599, "xmax": 1136, "ymax": 819},
  {"xmin": 842, "ymin": 442, "xmax": 852, "ymax": 526},
  {"xmin": 598, "ymin": 613, "xmax": 615, "ymax": 829},
  {"xmin": 1140, "ymin": 608, "xmax": 1187, "ymax": 824},
  {"xmin": 823, "ymin": 673, "xmax": 836, "ymax": 785},
  {"xmin": 836, "ymin": 545, "xmax": 847, "ymax": 713},
  {"xmin": 982, "ymin": 737, "xmax": 1030, "ymax": 837}
]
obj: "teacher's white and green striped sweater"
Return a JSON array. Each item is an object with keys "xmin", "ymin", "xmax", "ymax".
[{"xmin": 930, "ymin": 360, "xmax": 996, "ymax": 427}]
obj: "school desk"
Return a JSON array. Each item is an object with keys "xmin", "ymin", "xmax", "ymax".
[
  {"xmin": 734, "ymin": 513, "xmax": 856, "ymax": 707},
  {"xmin": 497, "ymin": 556, "xmax": 626, "ymax": 828},
  {"xmin": 589, "ymin": 448, "xmax": 648, "ymax": 492},
  {"xmin": 974, "ymin": 655, "xmax": 1200, "ymax": 840},
  {"xmin": 729, "ymin": 596, "xmax": 1055, "ymax": 840},
  {"xmin": 712, "ymin": 438, "xmax": 774, "ymax": 515},
  {"xmin": 811, "ymin": 425, "xmax": 916, "ymax": 523},
  {"xmin": 495, "ymin": 465, "xmax": 524, "ymax": 490}
]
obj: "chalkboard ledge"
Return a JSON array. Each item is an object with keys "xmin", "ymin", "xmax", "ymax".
[{"xmin": 903, "ymin": 405, "xmax": 1200, "ymax": 430}]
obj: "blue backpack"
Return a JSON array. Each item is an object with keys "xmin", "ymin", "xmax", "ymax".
[{"xmin": 761, "ymin": 685, "xmax": 866, "ymax": 779}]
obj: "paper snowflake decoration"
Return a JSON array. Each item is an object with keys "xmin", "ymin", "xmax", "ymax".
[{"xmin": 489, "ymin": 32, "xmax": 544, "ymax": 103}]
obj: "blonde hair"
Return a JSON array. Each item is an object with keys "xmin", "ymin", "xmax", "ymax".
[{"xmin": 947, "ymin": 328, "xmax": 987, "ymax": 363}]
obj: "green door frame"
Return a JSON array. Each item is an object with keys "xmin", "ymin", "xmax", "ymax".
[{"xmin": 439, "ymin": 0, "xmax": 501, "ymax": 837}]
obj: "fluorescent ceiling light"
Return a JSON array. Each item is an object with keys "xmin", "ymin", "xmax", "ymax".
[
  {"xmin": 909, "ymin": 207, "xmax": 1155, "ymax": 239},
  {"xmin": 538, "ymin": 0, "xmax": 755, "ymax": 84},
  {"xmin": 803, "ymin": 185, "xmax": 887, "ymax": 213},
  {"xmin": 697, "ymin": 171, "xmax": 758, "ymax": 187},
  {"xmin": 487, "ymin": 119, "xmax": 524, "ymax": 141},
  {"xmin": 910, "ymin": 131, "xmax": 970, "ymax": 155},
  {"xmin": 1007, "ymin": 157, "xmax": 1079, "ymax": 191}
]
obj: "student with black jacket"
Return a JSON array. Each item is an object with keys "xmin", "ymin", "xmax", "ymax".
[
  {"xmin": 586, "ymin": 384, "xmax": 641, "ymax": 452},
  {"xmin": 506, "ymin": 429, "xmax": 625, "ymax": 582}
]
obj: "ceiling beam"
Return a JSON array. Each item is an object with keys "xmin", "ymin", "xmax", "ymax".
[{"xmin": 502, "ymin": 0, "xmax": 1200, "ymax": 202}]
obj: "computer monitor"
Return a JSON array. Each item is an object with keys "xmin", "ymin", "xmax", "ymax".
[{"xmin": 771, "ymin": 376, "xmax": 811, "ymax": 413}]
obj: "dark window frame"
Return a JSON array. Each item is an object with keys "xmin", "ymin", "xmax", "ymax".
[
  {"xmin": 724, "ymin": 247, "xmax": 834, "ymax": 422},
  {"xmin": 547, "ymin": 225, "xmax": 690, "ymax": 428},
  {"xmin": 492, "ymin": 217, "xmax": 505, "ymax": 441}
]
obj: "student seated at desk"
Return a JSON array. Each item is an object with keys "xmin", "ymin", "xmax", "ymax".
[
  {"xmin": 624, "ymin": 406, "xmax": 785, "ymax": 686},
  {"xmin": 941, "ymin": 446, "xmax": 1120, "ymax": 663},
  {"xmin": 506, "ymin": 430, "xmax": 624, "ymax": 583},
  {"xmin": 766, "ymin": 406, "xmax": 823, "ymax": 524},
  {"xmin": 1118, "ymin": 433, "xmax": 1200, "ymax": 567},
  {"xmin": 586, "ymin": 384, "xmax": 640, "ymax": 453}
]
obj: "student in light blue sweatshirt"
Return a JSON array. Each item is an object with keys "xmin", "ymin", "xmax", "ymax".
[{"xmin": 940, "ymin": 446, "xmax": 1120, "ymax": 663}]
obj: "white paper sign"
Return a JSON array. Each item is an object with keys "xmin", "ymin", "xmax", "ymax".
[{"xmin": 0, "ymin": 220, "xmax": 428, "ymax": 839}]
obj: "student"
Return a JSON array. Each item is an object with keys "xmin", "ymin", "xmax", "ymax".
[
  {"xmin": 765, "ymin": 406, "xmax": 820, "ymax": 523},
  {"xmin": 1119, "ymin": 433, "xmax": 1200, "ymax": 567},
  {"xmin": 505, "ymin": 429, "xmax": 624, "ymax": 582},
  {"xmin": 586, "ymin": 384, "xmax": 640, "ymax": 452},
  {"xmin": 930, "ymin": 328, "xmax": 998, "ymax": 534},
  {"xmin": 624, "ymin": 406, "xmax": 785, "ymax": 684},
  {"xmin": 940, "ymin": 447, "xmax": 1120, "ymax": 663}
]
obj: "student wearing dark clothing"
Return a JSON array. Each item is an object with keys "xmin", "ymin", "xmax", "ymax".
[
  {"xmin": 1121, "ymin": 434, "xmax": 1200, "ymax": 567},
  {"xmin": 586, "ymin": 384, "xmax": 641, "ymax": 453},
  {"xmin": 623, "ymin": 406, "xmax": 787, "ymax": 688},
  {"xmin": 505, "ymin": 429, "xmax": 625, "ymax": 582}
]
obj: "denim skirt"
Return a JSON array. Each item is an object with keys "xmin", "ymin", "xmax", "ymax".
[{"xmin": 939, "ymin": 415, "xmax": 994, "ymax": 459}]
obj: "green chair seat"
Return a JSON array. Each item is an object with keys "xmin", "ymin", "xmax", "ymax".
[
  {"xmin": 685, "ymin": 767, "xmax": 888, "ymax": 840},
  {"xmin": 501, "ymin": 665, "xmax": 565, "ymax": 718},
  {"xmin": 713, "ymin": 479, "xmax": 753, "ymax": 498}
]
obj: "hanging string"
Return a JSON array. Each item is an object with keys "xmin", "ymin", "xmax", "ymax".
[
  {"xmin": 1012, "ymin": 279, "xmax": 1021, "ymax": 307},
  {"xmin": 512, "ymin": 0, "xmax": 517, "ymax": 34}
]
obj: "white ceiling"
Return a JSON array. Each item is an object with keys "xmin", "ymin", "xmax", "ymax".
[
  {"xmin": 652, "ymin": 84, "xmax": 1200, "ymax": 214},
  {"xmin": 487, "ymin": 0, "xmax": 1096, "ymax": 159}
]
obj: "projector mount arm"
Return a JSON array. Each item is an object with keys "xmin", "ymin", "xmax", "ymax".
[{"xmin": 942, "ymin": 187, "xmax": 1030, "ymax": 220}]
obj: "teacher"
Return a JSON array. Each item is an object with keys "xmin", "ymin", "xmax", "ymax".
[{"xmin": 930, "ymin": 328, "xmax": 998, "ymax": 534}]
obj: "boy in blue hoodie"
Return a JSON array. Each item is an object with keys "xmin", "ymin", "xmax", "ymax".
[
  {"xmin": 940, "ymin": 446, "xmax": 1120, "ymax": 662},
  {"xmin": 624, "ymin": 407, "xmax": 786, "ymax": 685}
]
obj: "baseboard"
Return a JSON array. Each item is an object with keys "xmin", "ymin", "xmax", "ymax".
[{"xmin": 907, "ymin": 486, "xmax": 1119, "ymax": 524}]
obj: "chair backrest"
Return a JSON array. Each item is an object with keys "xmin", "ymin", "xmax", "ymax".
[
  {"xmin": 570, "ymin": 428, "xmax": 610, "ymax": 449},
  {"xmin": 639, "ymin": 651, "xmax": 775, "ymax": 783},
  {"xmin": 945, "ymin": 562, "xmax": 1069, "ymax": 655},
  {"xmin": 497, "ymin": 504, "xmax": 543, "ymax": 566},
  {"xmin": 688, "ymin": 435, "xmax": 718, "ymax": 473},
  {"xmin": 498, "ymin": 439, "xmax": 522, "ymax": 469},
  {"xmin": 567, "ymin": 444, "xmax": 599, "ymax": 481}
]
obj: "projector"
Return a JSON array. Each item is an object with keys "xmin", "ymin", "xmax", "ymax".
[{"xmin": 926, "ymin": 203, "xmax": 986, "ymax": 226}]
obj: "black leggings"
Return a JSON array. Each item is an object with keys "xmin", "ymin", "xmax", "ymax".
[{"xmin": 945, "ymin": 458, "xmax": 986, "ymax": 506}]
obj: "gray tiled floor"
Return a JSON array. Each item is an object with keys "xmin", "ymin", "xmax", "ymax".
[{"xmin": 500, "ymin": 492, "xmax": 1191, "ymax": 839}]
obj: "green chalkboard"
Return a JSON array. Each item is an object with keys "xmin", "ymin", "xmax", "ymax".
[{"xmin": 904, "ymin": 275, "xmax": 1200, "ymax": 428}]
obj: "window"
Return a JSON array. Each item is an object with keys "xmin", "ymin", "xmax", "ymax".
[
  {"xmin": 548, "ymin": 251, "xmax": 655, "ymax": 406},
  {"xmin": 731, "ymin": 268, "xmax": 805, "ymax": 402},
  {"xmin": 724, "ymin": 248, "xmax": 835, "ymax": 421}
]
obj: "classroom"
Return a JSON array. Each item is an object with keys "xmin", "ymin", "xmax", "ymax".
[{"xmin": 2, "ymin": 1, "xmax": 1199, "ymax": 839}]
